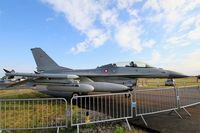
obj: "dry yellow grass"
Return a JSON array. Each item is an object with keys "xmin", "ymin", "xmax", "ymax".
[
  {"xmin": 0, "ymin": 89, "xmax": 50, "ymax": 99},
  {"xmin": 138, "ymin": 77, "xmax": 200, "ymax": 89},
  {"xmin": 0, "ymin": 99, "xmax": 67, "ymax": 129},
  {"xmin": 0, "ymin": 88, "xmax": 68, "ymax": 132}
]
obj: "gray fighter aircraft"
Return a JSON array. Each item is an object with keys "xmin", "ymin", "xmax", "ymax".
[{"xmin": 4, "ymin": 48, "xmax": 187, "ymax": 97}]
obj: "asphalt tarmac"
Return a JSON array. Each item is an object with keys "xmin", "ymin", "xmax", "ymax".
[
  {"xmin": 130, "ymin": 104, "xmax": 200, "ymax": 133},
  {"xmin": 129, "ymin": 87, "xmax": 200, "ymax": 133}
]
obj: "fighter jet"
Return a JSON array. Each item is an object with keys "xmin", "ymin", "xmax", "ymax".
[{"xmin": 4, "ymin": 48, "xmax": 187, "ymax": 97}]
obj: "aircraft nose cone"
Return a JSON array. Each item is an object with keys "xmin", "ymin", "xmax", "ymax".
[{"xmin": 167, "ymin": 70, "xmax": 188, "ymax": 78}]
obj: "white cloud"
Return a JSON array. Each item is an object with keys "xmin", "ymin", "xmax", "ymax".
[
  {"xmin": 87, "ymin": 29, "xmax": 109, "ymax": 47},
  {"xmin": 182, "ymin": 0, "xmax": 200, "ymax": 13},
  {"xmin": 100, "ymin": 9, "xmax": 118, "ymax": 26},
  {"xmin": 145, "ymin": 13, "xmax": 163, "ymax": 23},
  {"xmin": 146, "ymin": 48, "xmax": 200, "ymax": 75},
  {"xmin": 115, "ymin": 21, "xmax": 142, "ymax": 52},
  {"xmin": 71, "ymin": 41, "xmax": 89, "ymax": 54},
  {"xmin": 141, "ymin": 0, "xmax": 200, "ymax": 48},
  {"xmin": 42, "ymin": 0, "xmax": 200, "ymax": 55},
  {"xmin": 166, "ymin": 35, "xmax": 188, "ymax": 46},
  {"xmin": 43, "ymin": 0, "xmax": 146, "ymax": 54},
  {"xmin": 142, "ymin": 0, "xmax": 200, "ymax": 32},
  {"xmin": 166, "ymin": 24, "xmax": 200, "ymax": 47},
  {"xmin": 71, "ymin": 28, "xmax": 109, "ymax": 54},
  {"xmin": 149, "ymin": 50, "xmax": 161, "ymax": 65},
  {"xmin": 143, "ymin": 39, "xmax": 156, "ymax": 48},
  {"xmin": 43, "ymin": 0, "xmax": 100, "ymax": 31},
  {"xmin": 188, "ymin": 27, "xmax": 200, "ymax": 40},
  {"xmin": 162, "ymin": 50, "xmax": 200, "ymax": 75},
  {"xmin": 144, "ymin": 50, "xmax": 200, "ymax": 75},
  {"xmin": 43, "ymin": 0, "xmax": 111, "ymax": 54},
  {"xmin": 179, "ymin": 17, "xmax": 195, "ymax": 32},
  {"xmin": 142, "ymin": 0, "xmax": 160, "ymax": 12},
  {"xmin": 182, "ymin": 50, "xmax": 200, "ymax": 75},
  {"xmin": 117, "ymin": 0, "xmax": 141, "ymax": 9}
]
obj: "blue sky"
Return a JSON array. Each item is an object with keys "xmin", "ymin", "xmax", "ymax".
[{"xmin": 0, "ymin": 0, "xmax": 200, "ymax": 77}]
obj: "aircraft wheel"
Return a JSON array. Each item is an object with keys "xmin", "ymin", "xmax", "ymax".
[
  {"xmin": 72, "ymin": 92, "xmax": 79, "ymax": 97},
  {"xmin": 71, "ymin": 93, "xmax": 80, "ymax": 105}
]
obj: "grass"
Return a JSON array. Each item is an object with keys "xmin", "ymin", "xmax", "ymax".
[
  {"xmin": 0, "ymin": 89, "xmax": 50, "ymax": 99},
  {"xmin": 0, "ymin": 88, "xmax": 72, "ymax": 132},
  {"xmin": 114, "ymin": 126, "xmax": 124, "ymax": 133},
  {"xmin": 137, "ymin": 77, "xmax": 200, "ymax": 89},
  {"xmin": 0, "ymin": 102, "xmax": 67, "ymax": 131}
]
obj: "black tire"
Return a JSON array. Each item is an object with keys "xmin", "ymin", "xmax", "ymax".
[{"xmin": 72, "ymin": 92, "xmax": 79, "ymax": 98}]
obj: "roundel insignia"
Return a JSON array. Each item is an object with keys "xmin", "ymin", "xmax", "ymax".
[{"xmin": 104, "ymin": 69, "xmax": 108, "ymax": 73}]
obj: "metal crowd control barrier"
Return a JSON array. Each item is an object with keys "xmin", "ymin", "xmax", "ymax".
[
  {"xmin": 71, "ymin": 92, "xmax": 133, "ymax": 133},
  {"xmin": 0, "ymin": 86, "xmax": 199, "ymax": 132},
  {"xmin": 178, "ymin": 85, "xmax": 200, "ymax": 108},
  {"xmin": 135, "ymin": 88, "xmax": 181, "ymax": 126},
  {"xmin": 0, "ymin": 98, "xmax": 68, "ymax": 132},
  {"xmin": 135, "ymin": 85, "xmax": 200, "ymax": 126},
  {"xmin": 135, "ymin": 88, "xmax": 178, "ymax": 115}
]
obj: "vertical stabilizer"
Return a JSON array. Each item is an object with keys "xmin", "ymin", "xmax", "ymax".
[{"xmin": 31, "ymin": 48, "xmax": 67, "ymax": 72}]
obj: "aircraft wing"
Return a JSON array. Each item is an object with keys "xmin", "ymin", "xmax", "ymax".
[{"xmin": 4, "ymin": 70, "xmax": 79, "ymax": 79}]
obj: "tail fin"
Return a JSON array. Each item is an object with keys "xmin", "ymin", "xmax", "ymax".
[{"xmin": 31, "ymin": 48, "xmax": 69, "ymax": 72}]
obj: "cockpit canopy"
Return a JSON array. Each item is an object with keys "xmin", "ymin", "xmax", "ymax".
[{"xmin": 99, "ymin": 61, "xmax": 153, "ymax": 68}]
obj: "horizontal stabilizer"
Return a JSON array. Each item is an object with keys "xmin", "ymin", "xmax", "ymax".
[
  {"xmin": 3, "ymin": 69, "xmax": 15, "ymax": 79},
  {"xmin": 34, "ymin": 71, "xmax": 40, "ymax": 74},
  {"xmin": 3, "ymin": 69, "xmax": 10, "ymax": 73},
  {"xmin": 3, "ymin": 69, "xmax": 15, "ymax": 73}
]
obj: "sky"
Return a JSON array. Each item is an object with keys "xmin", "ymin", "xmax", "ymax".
[{"xmin": 0, "ymin": 0, "xmax": 200, "ymax": 77}]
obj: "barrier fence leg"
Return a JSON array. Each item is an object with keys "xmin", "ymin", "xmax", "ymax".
[
  {"xmin": 77, "ymin": 125, "xmax": 79, "ymax": 133},
  {"xmin": 168, "ymin": 110, "xmax": 173, "ymax": 115},
  {"xmin": 183, "ymin": 107, "xmax": 191, "ymax": 117},
  {"xmin": 125, "ymin": 118, "xmax": 131, "ymax": 131},
  {"xmin": 0, "ymin": 129, "xmax": 2, "ymax": 133},
  {"xmin": 141, "ymin": 115, "xmax": 148, "ymax": 127},
  {"xmin": 173, "ymin": 109, "xmax": 183, "ymax": 119},
  {"xmin": 56, "ymin": 127, "xmax": 59, "ymax": 133}
]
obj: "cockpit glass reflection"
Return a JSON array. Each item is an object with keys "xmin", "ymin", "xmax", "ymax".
[{"xmin": 99, "ymin": 61, "xmax": 153, "ymax": 68}]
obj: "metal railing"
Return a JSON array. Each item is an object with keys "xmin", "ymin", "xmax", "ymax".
[
  {"xmin": 178, "ymin": 86, "xmax": 200, "ymax": 108},
  {"xmin": 135, "ymin": 88, "xmax": 177, "ymax": 116},
  {"xmin": 0, "ymin": 85, "xmax": 199, "ymax": 132},
  {"xmin": 70, "ymin": 92, "xmax": 133, "ymax": 132},
  {"xmin": 0, "ymin": 98, "xmax": 68, "ymax": 131},
  {"xmin": 134, "ymin": 85, "xmax": 200, "ymax": 126}
]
